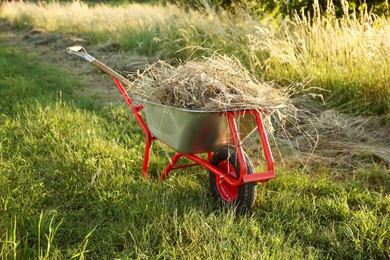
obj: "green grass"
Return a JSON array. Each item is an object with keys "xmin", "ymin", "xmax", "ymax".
[{"xmin": 0, "ymin": 38, "xmax": 389, "ymax": 258}]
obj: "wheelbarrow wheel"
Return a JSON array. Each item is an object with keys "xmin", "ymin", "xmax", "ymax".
[{"xmin": 209, "ymin": 145, "xmax": 257, "ymax": 210}]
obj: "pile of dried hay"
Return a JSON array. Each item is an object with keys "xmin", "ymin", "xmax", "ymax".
[{"xmin": 129, "ymin": 54, "xmax": 289, "ymax": 111}]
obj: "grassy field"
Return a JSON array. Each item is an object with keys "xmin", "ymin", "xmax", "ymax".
[
  {"xmin": 0, "ymin": 33, "xmax": 389, "ymax": 259},
  {"xmin": 1, "ymin": 0, "xmax": 389, "ymax": 115}
]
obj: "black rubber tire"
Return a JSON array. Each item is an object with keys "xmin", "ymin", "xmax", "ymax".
[{"xmin": 209, "ymin": 145, "xmax": 257, "ymax": 210}]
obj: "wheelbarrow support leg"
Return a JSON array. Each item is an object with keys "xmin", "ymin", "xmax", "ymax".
[
  {"xmin": 253, "ymin": 111, "xmax": 274, "ymax": 172},
  {"xmin": 112, "ymin": 78, "xmax": 155, "ymax": 178},
  {"xmin": 242, "ymin": 111, "xmax": 276, "ymax": 183},
  {"xmin": 160, "ymin": 153, "xmax": 183, "ymax": 180}
]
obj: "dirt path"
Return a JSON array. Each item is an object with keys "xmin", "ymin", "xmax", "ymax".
[
  {"xmin": 0, "ymin": 21, "xmax": 154, "ymax": 105},
  {"xmin": 1, "ymin": 22, "xmax": 389, "ymax": 169}
]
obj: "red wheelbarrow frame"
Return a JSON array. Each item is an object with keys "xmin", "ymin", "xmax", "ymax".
[
  {"xmin": 111, "ymin": 77, "xmax": 276, "ymax": 187},
  {"xmin": 66, "ymin": 45, "xmax": 276, "ymax": 197}
]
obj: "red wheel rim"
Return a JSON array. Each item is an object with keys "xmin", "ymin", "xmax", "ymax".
[{"xmin": 216, "ymin": 160, "xmax": 238, "ymax": 202}]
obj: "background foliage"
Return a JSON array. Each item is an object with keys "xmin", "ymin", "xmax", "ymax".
[{"xmin": 2, "ymin": 0, "xmax": 388, "ymax": 16}]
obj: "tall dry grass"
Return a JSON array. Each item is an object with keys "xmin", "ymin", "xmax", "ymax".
[
  {"xmin": 0, "ymin": 1, "xmax": 259, "ymax": 57},
  {"xmin": 0, "ymin": 0, "xmax": 389, "ymax": 114},
  {"xmin": 247, "ymin": 0, "xmax": 390, "ymax": 114}
]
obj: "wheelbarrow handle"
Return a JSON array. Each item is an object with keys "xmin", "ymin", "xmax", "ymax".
[
  {"xmin": 66, "ymin": 45, "xmax": 133, "ymax": 89},
  {"xmin": 66, "ymin": 46, "xmax": 95, "ymax": 62}
]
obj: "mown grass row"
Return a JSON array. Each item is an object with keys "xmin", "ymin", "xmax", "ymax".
[
  {"xmin": 0, "ymin": 38, "xmax": 389, "ymax": 259},
  {"xmin": 1, "ymin": 0, "xmax": 389, "ymax": 115}
]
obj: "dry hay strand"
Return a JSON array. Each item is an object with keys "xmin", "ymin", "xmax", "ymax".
[
  {"xmin": 277, "ymin": 100, "xmax": 390, "ymax": 169},
  {"xmin": 129, "ymin": 54, "xmax": 289, "ymax": 111}
]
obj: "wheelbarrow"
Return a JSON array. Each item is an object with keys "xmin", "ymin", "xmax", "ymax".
[{"xmin": 66, "ymin": 46, "xmax": 277, "ymax": 210}]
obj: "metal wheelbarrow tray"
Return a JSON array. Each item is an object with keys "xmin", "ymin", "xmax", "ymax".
[
  {"xmin": 67, "ymin": 46, "xmax": 277, "ymax": 210},
  {"xmin": 143, "ymin": 101, "xmax": 257, "ymax": 154}
]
